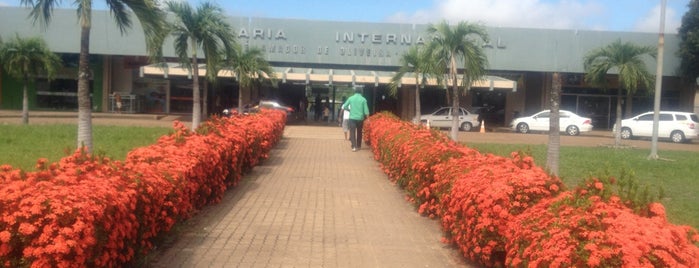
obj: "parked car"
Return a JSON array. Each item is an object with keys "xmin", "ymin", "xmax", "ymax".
[
  {"xmin": 256, "ymin": 100, "xmax": 294, "ymax": 115},
  {"xmin": 617, "ymin": 111, "xmax": 699, "ymax": 143},
  {"xmin": 420, "ymin": 107, "xmax": 480, "ymax": 131},
  {"xmin": 510, "ymin": 110, "xmax": 593, "ymax": 136}
]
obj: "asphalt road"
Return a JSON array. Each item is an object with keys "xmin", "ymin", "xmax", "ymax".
[{"xmin": 457, "ymin": 129, "xmax": 699, "ymax": 152}]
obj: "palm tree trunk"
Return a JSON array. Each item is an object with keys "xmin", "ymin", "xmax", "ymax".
[
  {"xmin": 238, "ymin": 86, "xmax": 244, "ymax": 114},
  {"xmin": 624, "ymin": 92, "xmax": 633, "ymax": 118},
  {"xmin": 22, "ymin": 76, "xmax": 29, "ymax": 125},
  {"xmin": 202, "ymin": 80, "xmax": 208, "ymax": 120},
  {"xmin": 191, "ymin": 44, "xmax": 201, "ymax": 130},
  {"xmin": 415, "ymin": 84, "xmax": 422, "ymax": 124},
  {"xmin": 414, "ymin": 74, "xmax": 421, "ymax": 124},
  {"xmin": 614, "ymin": 89, "xmax": 623, "ymax": 146},
  {"xmin": 450, "ymin": 58, "xmax": 460, "ymax": 141},
  {"xmin": 77, "ymin": 25, "xmax": 93, "ymax": 152},
  {"xmin": 546, "ymin": 72, "xmax": 561, "ymax": 176}
]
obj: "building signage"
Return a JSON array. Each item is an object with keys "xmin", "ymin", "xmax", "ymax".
[{"xmin": 237, "ymin": 25, "xmax": 506, "ymax": 65}]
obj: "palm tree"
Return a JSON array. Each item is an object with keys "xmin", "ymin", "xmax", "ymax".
[
  {"xmin": 390, "ymin": 46, "xmax": 442, "ymax": 124},
  {"xmin": 0, "ymin": 34, "xmax": 62, "ymax": 124},
  {"xmin": 21, "ymin": 0, "xmax": 165, "ymax": 152},
  {"xmin": 226, "ymin": 47, "xmax": 275, "ymax": 114},
  {"xmin": 163, "ymin": 1, "xmax": 236, "ymax": 130},
  {"xmin": 427, "ymin": 21, "xmax": 489, "ymax": 141},
  {"xmin": 584, "ymin": 39, "xmax": 656, "ymax": 146}
]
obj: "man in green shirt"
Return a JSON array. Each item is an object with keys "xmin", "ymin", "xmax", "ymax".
[{"xmin": 341, "ymin": 88, "xmax": 370, "ymax": 152}]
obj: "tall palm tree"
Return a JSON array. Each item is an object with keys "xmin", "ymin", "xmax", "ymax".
[
  {"xmin": 390, "ymin": 45, "xmax": 442, "ymax": 124},
  {"xmin": 164, "ymin": 1, "xmax": 236, "ymax": 130},
  {"xmin": 226, "ymin": 47, "xmax": 275, "ymax": 114},
  {"xmin": 584, "ymin": 39, "xmax": 656, "ymax": 146},
  {"xmin": 0, "ymin": 34, "xmax": 62, "ymax": 125},
  {"xmin": 427, "ymin": 21, "xmax": 489, "ymax": 141},
  {"xmin": 21, "ymin": 0, "xmax": 165, "ymax": 152}
]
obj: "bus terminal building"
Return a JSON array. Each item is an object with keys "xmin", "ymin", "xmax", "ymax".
[{"xmin": 1, "ymin": 6, "xmax": 697, "ymax": 129}]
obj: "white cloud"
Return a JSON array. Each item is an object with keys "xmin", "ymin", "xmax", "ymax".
[
  {"xmin": 386, "ymin": 0, "xmax": 605, "ymax": 30},
  {"xmin": 633, "ymin": 4, "xmax": 681, "ymax": 33},
  {"xmin": 384, "ymin": 0, "xmax": 686, "ymax": 33}
]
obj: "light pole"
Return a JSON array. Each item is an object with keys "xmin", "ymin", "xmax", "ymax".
[{"xmin": 648, "ymin": 0, "xmax": 667, "ymax": 160}]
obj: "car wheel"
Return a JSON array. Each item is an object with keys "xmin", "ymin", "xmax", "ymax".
[
  {"xmin": 516, "ymin": 123, "xmax": 529, "ymax": 134},
  {"xmin": 565, "ymin": 125, "xmax": 580, "ymax": 136},
  {"xmin": 460, "ymin": 122, "xmax": 473, "ymax": 132},
  {"xmin": 671, "ymin": 130, "xmax": 686, "ymax": 143},
  {"xmin": 620, "ymin": 128, "xmax": 632, "ymax": 139}
]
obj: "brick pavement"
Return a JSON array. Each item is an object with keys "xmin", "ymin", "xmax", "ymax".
[{"xmin": 149, "ymin": 125, "xmax": 472, "ymax": 268}]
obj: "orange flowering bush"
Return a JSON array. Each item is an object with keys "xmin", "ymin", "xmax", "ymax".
[
  {"xmin": 0, "ymin": 110, "xmax": 286, "ymax": 267},
  {"xmin": 363, "ymin": 112, "xmax": 699, "ymax": 267},
  {"xmin": 506, "ymin": 177, "xmax": 699, "ymax": 267},
  {"xmin": 438, "ymin": 152, "xmax": 564, "ymax": 266}
]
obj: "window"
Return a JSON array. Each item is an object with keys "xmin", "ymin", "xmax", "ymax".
[
  {"xmin": 659, "ymin": 114, "xmax": 673, "ymax": 121},
  {"xmin": 638, "ymin": 114, "xmax": 654, "ymax": 121},
  {"xmin": 434, "ymin": 108, "xmax": 449, "ymax": 116}
]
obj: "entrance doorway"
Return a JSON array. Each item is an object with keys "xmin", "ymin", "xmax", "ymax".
[{"xmin": 470, "ymin": 89, "xmax": 507, "ymax": 126}]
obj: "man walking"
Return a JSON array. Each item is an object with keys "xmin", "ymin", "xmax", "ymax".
[{"xmin": 341, "ymin": 88, "xmax": 370, "ymax": 152}]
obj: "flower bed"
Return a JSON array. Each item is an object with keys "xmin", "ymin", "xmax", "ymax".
[
  {"xmin": 0, "ymin": 110, "xmax": 286, "ymax": 267},
  {"xmin": 364, "ymin": 112, "xmax": 699, "ymax": 267}
]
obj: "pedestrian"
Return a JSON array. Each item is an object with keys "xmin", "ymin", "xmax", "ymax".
[
  {"xmin": 340, "ymin": 104, "xmax": 350, "ymax": 140},
  {"xmin": 341, "ymin": 88, "xmax": 370, "ymax": 152},
  {"xmin": 322, "ymin": 105, "xmax": 330, "ymax": 122},
  {"xmin": 114, "ymin": 92, "xmax": 122, "ymax": 113},
  {"xmin": 314, "ymin": 94, "xmax": 322, "ymax": 121}
]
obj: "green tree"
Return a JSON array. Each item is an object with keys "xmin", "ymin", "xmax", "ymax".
[
  {"xmin": 584, "ymin": 39, "xmax": 656, "ymax": 146},
  {"xmin": 163, "ymin": 1, "xmax": 236, "ymax": 130},
  {"xmin": 21, "ymin": 0, "xmax": 165, "ymax": 152},
  {"xmin": 0, "ymin": 34, "xmax": 62, "ymax": 125},
  {"xmin": 226, "ymin": 47, "xmax": 275, "ymax": 114},
  {"xmin": 389, "ymin": 45, "xmax": 442, "ymax": 124},
  {"xmin": 678, "ymin": 0, "xmax": 699, "ymax": 81},
  {"xmin": 427, "ymin": 20, "xmax": 489, "ymax": 141}
]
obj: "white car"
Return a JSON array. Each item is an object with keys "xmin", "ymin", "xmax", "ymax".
[
  {"xmin": 618, "ymin": 111, "xmax": 699, "ymax": 143},
  {"xmin": 511, "ymin": 110, "xmax": 593, "ymax": 136},
  {"xmin": 420, "ymin": 107, "xmax": 480, "ymax": 131}
]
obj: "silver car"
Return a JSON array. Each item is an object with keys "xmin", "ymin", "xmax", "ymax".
[
  {"xmin": 420, "ymin": 107, "xmax": 480, "ymax": 131},
  {"xmin": 619, "ymin": 111, "xmax": 699, "ymax": 143}
]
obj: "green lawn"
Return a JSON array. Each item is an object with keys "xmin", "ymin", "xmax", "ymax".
[
  {"xmin": 468, "ymin": 143, "xmax": 699, "ymax": 231},
  {"xmin": 0, "ymin": 124, "xmax": 171, "ymax": 170}
]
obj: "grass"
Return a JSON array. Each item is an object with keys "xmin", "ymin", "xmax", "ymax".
[
  {"xmin": 0, "ymin": 124, "xmax": 171, "ymax": 170},
  {"xmin": 467, "ymin": 143, "xmax": 699, "ymax": 231}
]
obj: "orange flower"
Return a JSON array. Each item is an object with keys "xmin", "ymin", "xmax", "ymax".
[
  {"xmin": 593, "ymin": 181, "xmax": 604, "ymax": 190},
  {"xmin": 0, "ymin": 230, "xmax": 10, "ymax": 243},
  {"xmin": 18, "ymin": 222, "xmax": 37, "ymax": 235}
]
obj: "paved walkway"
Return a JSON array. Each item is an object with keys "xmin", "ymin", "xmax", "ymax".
[{"xmin": 149, "ymin": 125, "xmax": 471, "ymax": 268}]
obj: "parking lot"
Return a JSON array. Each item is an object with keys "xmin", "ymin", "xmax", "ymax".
[{"xmin": 457, "ymin": 129, "xmax": 699, "ymax": 152}]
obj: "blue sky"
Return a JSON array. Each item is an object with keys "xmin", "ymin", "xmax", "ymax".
[{"xmin": 0, "ymin": 0, "xmax": 691, "ymax": 33}]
